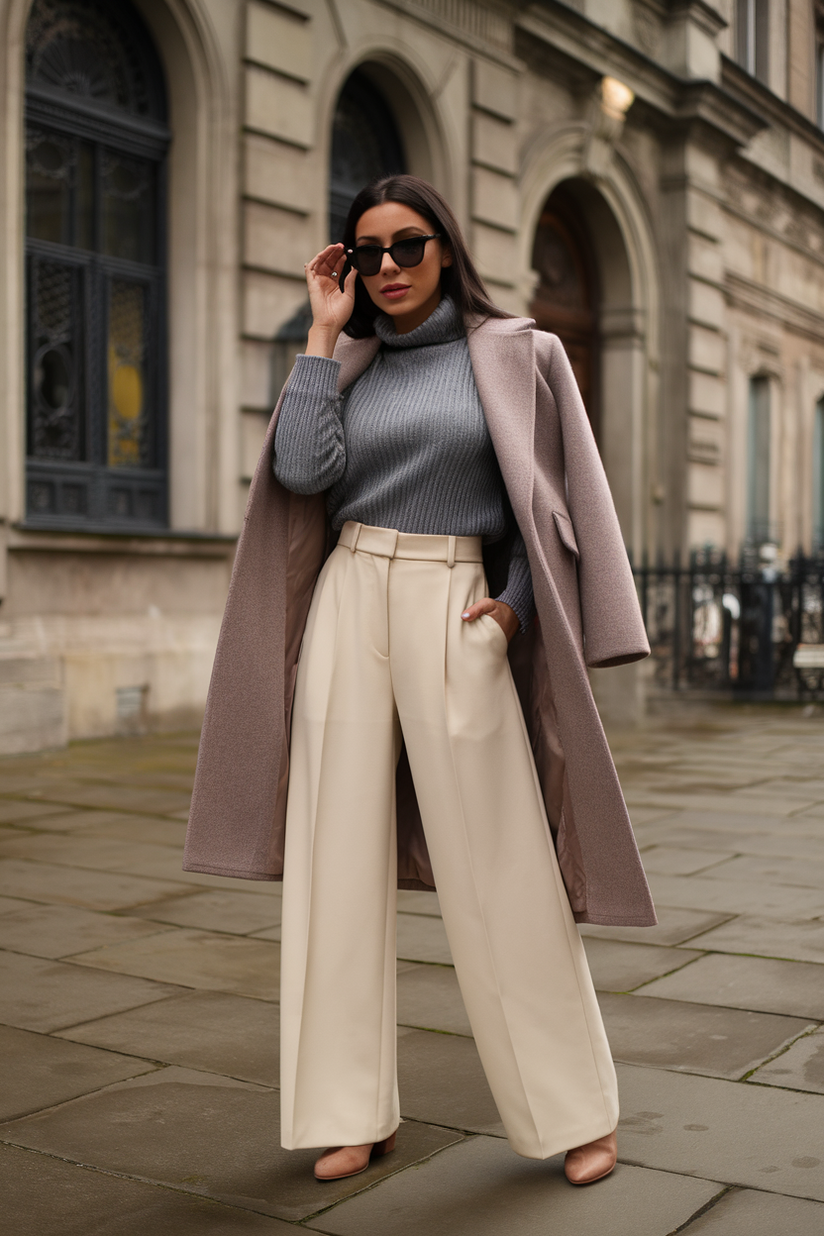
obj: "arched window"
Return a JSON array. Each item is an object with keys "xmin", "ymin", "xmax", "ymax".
[
  {"xmin": 328, "ymin": 69, "xmax": 405, "ymax": 243},
  {"xmin": 24, "ymin": 0, "xmax": 169, "ymax": 529}
]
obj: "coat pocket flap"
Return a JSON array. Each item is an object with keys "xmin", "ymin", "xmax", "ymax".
[{"xmin": 553, "ymin": 511, "xmax": 580, "ymax": 559}]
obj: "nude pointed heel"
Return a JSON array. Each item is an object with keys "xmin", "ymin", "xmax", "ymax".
[
  {"xmin": 314, "ymin": 1130, "xmax": 397, "ymax": 1181},
  {"xmin": 563, "ymin": 1131, "xmax": 617, "ymax": 1185}
]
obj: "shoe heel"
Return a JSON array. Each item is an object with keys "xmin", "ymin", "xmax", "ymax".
[{"xmin": 372, "ymin": 1131, "xmax": 396, "ymax": 1158}]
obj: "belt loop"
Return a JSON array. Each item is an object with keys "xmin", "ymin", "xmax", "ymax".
[
  {"xmin": 349, "ymin": 522, "xmax": 362, "ymax": 553},
  {"xmin": 447, "ymin": 535, "xmax": 456, "ymax": 569}
]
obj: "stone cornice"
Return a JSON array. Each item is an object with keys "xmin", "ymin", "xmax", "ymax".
[
  {"xmin": 665, "ymin": 0, "xmax": 727, "ymax": 38},
  {"xmin": 725, "ymin": 272, "xmax": 824, "ymax": 345},
  {"xmin": 516, "ymin": 2, "xmax": 766, "ymax": 149},
  {"xmin": 720, "ymin": 56, "xmax": 824, "ymax": 157}
]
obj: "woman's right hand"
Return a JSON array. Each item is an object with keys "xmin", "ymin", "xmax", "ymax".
[{"xmin": 304, "ymin": 243, "xmax": 358, "ymax": 358}]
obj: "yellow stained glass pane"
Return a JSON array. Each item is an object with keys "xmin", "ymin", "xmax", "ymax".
[{"xmin": 108, "ymin": 280, "xmax": 146, "ymax": 468}]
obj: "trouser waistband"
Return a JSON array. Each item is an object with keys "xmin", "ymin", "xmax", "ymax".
[{"xmin": 337, "ymin": 521, "xmax": 484, "ymax": 566}]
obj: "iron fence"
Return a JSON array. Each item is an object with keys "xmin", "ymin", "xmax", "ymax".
[{"xmin": 632, "ymin": 549, "xmax": 824, "ymax": 699}]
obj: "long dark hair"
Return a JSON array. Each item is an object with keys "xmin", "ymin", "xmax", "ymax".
[{"xmin": 341, "ymin": 175, "xmax": 511, "ymax": 338}]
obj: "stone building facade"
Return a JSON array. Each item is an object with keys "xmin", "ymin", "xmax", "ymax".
[{"xmin": 1, "ymin": 0, "xmax": 823, "ymax": 751}]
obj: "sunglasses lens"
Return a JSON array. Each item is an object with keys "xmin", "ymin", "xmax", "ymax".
[
  {"xmin": 351, "ymin": 246, "xmax": 381, "ymax": 276},
  {"xmin": 394, "ymin": 238, "xmax": 426, "ymax": 268}
]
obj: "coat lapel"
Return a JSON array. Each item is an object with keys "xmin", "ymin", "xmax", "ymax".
[{"xmin": 466, "ymin": 318, "xmax": 536, "ymax": 524}]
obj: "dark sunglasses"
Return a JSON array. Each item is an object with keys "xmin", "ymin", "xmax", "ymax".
[{"xmin": 347, "ymin": 234, "xmax": 441, "ymax": 277}]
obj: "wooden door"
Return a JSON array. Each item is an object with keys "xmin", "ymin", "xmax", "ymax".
[{"xmin": 529, "ymin": 198, "xmax": 599, "ymax": 442}]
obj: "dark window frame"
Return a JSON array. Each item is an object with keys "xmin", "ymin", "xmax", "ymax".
[
  {"xmin": 23, "ymin": 0, "xmax": 170, "ymax": 533},
  {"xmin": 735, "ymin": 0, "xmax": 770, "ymax": 86}
]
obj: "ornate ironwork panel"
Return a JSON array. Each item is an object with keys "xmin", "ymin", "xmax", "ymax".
[
  {"xmin": 25, "ymin": 0, "xmax": 164, "ymax": 120},
  {"xmin": 102, "ymin": 151, "xmax": 156, "ymax": 263},
  {"xmin": 28, "ymin": 256, "xmax": 84, "ymax": 461}
]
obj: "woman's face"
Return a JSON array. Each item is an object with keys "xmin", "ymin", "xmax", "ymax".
[{"xmin": 353, "ymin": 201, "xmax": 451, "ymax": 334}]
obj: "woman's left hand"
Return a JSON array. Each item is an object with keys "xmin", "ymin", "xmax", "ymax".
[{"xmin": 461, "ymin": 598, "xmax": 519, "ymax": 644}]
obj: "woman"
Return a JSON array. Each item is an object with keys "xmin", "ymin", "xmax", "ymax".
[{"xmin": 183, "ymin": 175, "xmax": 655, "ymax": 1187}]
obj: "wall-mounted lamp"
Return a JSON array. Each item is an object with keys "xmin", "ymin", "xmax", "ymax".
[{"xmin": 600, "ymin": 76, "xmax": 635, "ymax": 122}]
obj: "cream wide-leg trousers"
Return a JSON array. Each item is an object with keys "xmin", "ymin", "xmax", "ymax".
[{"xmin": 279, "ymin": 522, "xmax": 618, "ymax": 1159}]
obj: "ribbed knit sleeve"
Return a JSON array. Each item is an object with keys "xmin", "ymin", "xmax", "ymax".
[
  {"xmin": 496, "ymin": 531, "xmax": 535, "ymax": 634},
  {"xmin": 273, "ymin": 354, "xmax": 345, "ymax": 494}
]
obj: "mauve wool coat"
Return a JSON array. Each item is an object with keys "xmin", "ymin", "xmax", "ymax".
[{"xmin": 183, "ymin": 314, "xmax": 656, "ymax": 927}]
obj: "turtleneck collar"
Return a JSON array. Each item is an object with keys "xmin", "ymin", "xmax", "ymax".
[{"xmin": 374, "ymin": 295, "xmax": 464, "ymax": 349}]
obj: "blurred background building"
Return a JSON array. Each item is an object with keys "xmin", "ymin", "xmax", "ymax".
[{"xmin": 1, "ymin": 0, "xmax": 824, "ymax": 751}]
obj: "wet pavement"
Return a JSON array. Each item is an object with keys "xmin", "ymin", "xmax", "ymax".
[{"xmin": 2, "ymin": 704, "xmax": 824, "ymax": 1233}]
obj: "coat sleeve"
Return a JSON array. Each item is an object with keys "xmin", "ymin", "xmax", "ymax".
[{"xmin": 543, "ymin": 332, "xmax": 650, "ymax": 668}]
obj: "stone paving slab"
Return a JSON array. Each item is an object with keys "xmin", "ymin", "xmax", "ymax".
[
  {"xmin": 0, "ymin": 834, "xmax": 185, "ymax": 877},
  {"xmin": 0, "ymin": 948, "xmax": 183, "ymax": 1032},
  {"xmin": 599, "ymin": 992, "xmax": 813, "ymax": 1079},
  {"xmin": 580, "ymin": 906, "xmax": 734, "ymax": 947},
  {"xmin": 748, "ymin": 1026, "xmax": 824, "ymax": 1094},
  {"xmin": 755, "ymin": 777, "xmax": 824, "ymax": 798},
  {"xmin": 0, "ymin": 800, "xmax": 73, "ymax": 824},
  {"xmin": 396, "ymin": 1027, "xmax": 506, "ymax": 1136},
  {"xmin": 700, "ymin": 853, "xmax": 824, "ymax": 890},
  {"xmin": 0, "ymin": 808, "xmax": 177, "ymax": 834},
  {"xmin": 639, "ymin": 953, "xmax": 824, "ymax": 1020},
  {"xmin": 68, "ymin": 928, "xmax": 280, "ymax": 1000},
  {"xmin": 0, "ymin": 902, "xmax": 172, "ymax": 959},
  {"xmin": 616, "ymin": 1062, "xmax": 824, "ymax": 1199},
  {"xmin": 685, "ymin": 914, "xmax": 824, "ymax": 964},
  {"xmin": 56, "ymin": 990, "xmax": 280, "ymax": 1087},
  {"xmin": 302, "ymin": 1136, "xmax": 721, "ymax": 1236},
  {"xmin": 0, "ymin": 1024, "xmax": 158, "ymax": 1121},
  {"xmin": 397, "ymin": 889, "xmax": 441, "ymax": 916},
  {"xmin": 0, "ymin": 1144, "xmax": 300, "ymax": 1236},
  {"xmin": 634, "ymin": 846, "xmax": 733, "ymax": 876},
  {"xmin": 397, "ymin": 911, "xmax": 453, "ymax": 964},
  {"xmin": 624, "ymin": 792, "xmax": 817, "ymax": 816},
  {"xmin": 23, "ymin": 783, "xmax": 192, "ymax": 815},
  {"xmin": 583, "ymin": 938, "xmax": 704, "ymax": 992},
  {"xmin": 646, "ymin": 871, "xmax": 824, "ymax": 918},
  {"xmin": 72, "ymin": 813, "xmax": 189, "ymax": 845},
  {"xmin": 397, "ymin": 963, "xmax": 470, "ymax": 1035},
  {"xmin": 0, "ymin": 1067, "xmax": 463, "ymax": 1223},
  {"xmin": 637, "ymin": 824, "xmax": 824, "ymax": 862},
  {"xmin": 636, "ymin": 809, "xmax": 824, "ymax": 838},
  {"xmin": 794, "ymin": 802, "xmax": 824, "ymax": 819},
  {"xmin": 0, "ymin": 857, "xmax": 192, "ymax": 911},
  {"xmin": 130, "ymin": 889, "xmax": 281, "ymax": 936},
  {"xmin": 678, "ymin": 1187, "xmax": 824, "ymax": 1235}
]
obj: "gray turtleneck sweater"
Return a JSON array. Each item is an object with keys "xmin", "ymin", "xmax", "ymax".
[{"xmin": 273, "ymin": 297, "xmax": 534, "ymax": 630}]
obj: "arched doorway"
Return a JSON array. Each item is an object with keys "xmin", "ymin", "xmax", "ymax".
[
  {"xmin": 529, "ymin": 185, "xmax": 599, "ymax": 441},
  {"xmin": 328, "ymin": 68, "xmax": 406, "ymax": 242},
  {"xmin": 24, "ymin": 0, "xmax": 169, "ymax": 530},
  {"xmin": 527, "ymin": 176, "xmax": 644, "ymax": 554}
]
